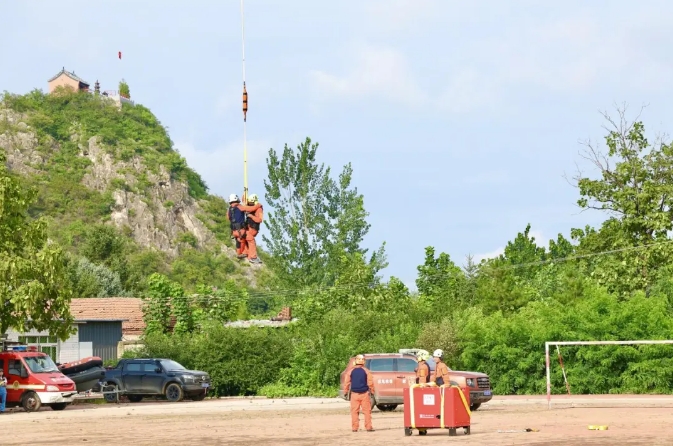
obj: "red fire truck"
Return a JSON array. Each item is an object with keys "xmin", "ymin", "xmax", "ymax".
[{"xmin": 0, "ymin": 345, "xmax": 77, "ymax": 412}]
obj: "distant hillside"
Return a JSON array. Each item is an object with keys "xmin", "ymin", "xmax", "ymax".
[{"xmin": 0, "ymin": 88, "xmax": 270, "ymax": 296}]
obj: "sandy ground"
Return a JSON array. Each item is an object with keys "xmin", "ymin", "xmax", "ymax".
[{"xmin": 3, "ymin": 395, "xmax": 673, "ymax": 445}]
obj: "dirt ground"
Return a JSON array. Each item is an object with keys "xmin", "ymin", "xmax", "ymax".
[{"xmin": 3, "ymin": 395, "xmax": 673, "ymax": 445}]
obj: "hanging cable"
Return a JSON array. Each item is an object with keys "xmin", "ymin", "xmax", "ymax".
[{"xmin": 240, "ymin": 0, "xmax": 249, "ymax": 203}]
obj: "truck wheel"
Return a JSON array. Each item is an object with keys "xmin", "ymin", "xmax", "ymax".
[
  {"xmin": 470, "ymin": 403, "xmax": 481, "ymax": 411},
  {"xmin": 165, "ymin": 383, "xmax": 184, "ymax": 402},
  {"xmin": 376, "ymin": 404, "xmax": 398, "ymax": 412},
  {"xmin": 51, "ymin": 403, "xmax": 67, "ymax": 411},
  {"xmin": 104, "ymin": 384, "xmax": 119, "ymax": 403},
  {"xmin": 128, "ymin": 395, "xmax": 143, "ymax": 403},
  {"xmin": 404, "ymin": 428, "xmax": 412, "ymax": 436},
  {"xmin": 22, "ymin": 391, "xmax": 42, "ymax": 412}
]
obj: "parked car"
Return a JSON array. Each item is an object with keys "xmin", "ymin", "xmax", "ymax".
[
  {"xmin": 0, "ymin": 345, "xmax": 77, "ymax": 412},
  {"xmin": 100, "ymin": 358, "xmax": 211, "ymax": 403},
  {"xmin": 339, "ymin": 352, "xmax": 493, "ymax": 411}
]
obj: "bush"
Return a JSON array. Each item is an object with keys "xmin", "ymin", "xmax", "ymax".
[
  {"xmin": 140, "ymin": 324, "xmax": 293, "ymax": 396},
  {"xmin": 455, "ymin": 284, "xmax": 673, "ymax": 395},
  {"xmin": 266, "ymin": 309, "xmax": 422, "ymax": 396}
]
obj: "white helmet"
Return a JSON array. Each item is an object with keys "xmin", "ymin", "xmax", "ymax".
[
  {"xmin": 228, "ymin": 193, "xmax": 240, "ymax": 203},
  {"xmin": 433, "ymin": 349, "xmax": 444, "ymax": 358}
]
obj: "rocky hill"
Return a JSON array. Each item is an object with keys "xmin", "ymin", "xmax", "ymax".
[{"xmin": 0, "ymin": 88, "xmax": 269, "ymax": 296}]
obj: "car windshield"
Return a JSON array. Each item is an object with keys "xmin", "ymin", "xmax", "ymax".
[
  {"xmin": 160, "ymin": 360, "xmax": 186, "ymax": 371},
  {"xmin": 24, "ymin": 355, "xmax": 59, "ymax": 373}
]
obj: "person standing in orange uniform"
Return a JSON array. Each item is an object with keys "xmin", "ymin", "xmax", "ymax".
[
  {"xmin": 432, "ymin": 349, "xmax": 451, "ymax": 386},
  {"xmin": 415, "ymin": 352, "xmax": 431, "ymax": 384},
  {"xmin": 343, "ymin": 354, "xmax": 375, "ymax": 432},
  {"xmin": 237, "ymin": 193, "xmax": 263, "ymax": 264}
]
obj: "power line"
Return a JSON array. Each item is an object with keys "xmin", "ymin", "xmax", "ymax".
[{"xmin": 136, "ymin": 238, "xmax": 673, "ymax": 304}]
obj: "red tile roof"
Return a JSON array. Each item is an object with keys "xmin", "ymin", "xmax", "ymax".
[{"xmin": 70, "ymin": 298, "xmax": 145, "ymax": 335}]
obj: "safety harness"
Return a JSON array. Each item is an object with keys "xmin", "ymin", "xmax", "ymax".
[
  {"xmin": 246, "ymin": 204, "xmax": 262, "ymax": 231},
  {"xmin": 228, "ymin": 205, "xmax": 246, "ymax": 231}
]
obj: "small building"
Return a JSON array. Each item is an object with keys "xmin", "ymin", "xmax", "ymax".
[
  {"xmin": 48, "ymin": 67, "xmax": 90, "ymax": 94},
  {"xmin": 4, "ymin": 297, "xmax": 148, "ymax": 364},
  {"xmin": 5, "ymin": 318, "xmax": 125, "ymax": 364},
  {"xmin": 70, "ymin": 298, "xmax": 146, "ymax": 356}
]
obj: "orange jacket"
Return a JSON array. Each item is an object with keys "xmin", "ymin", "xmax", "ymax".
[
  {"xmin": 434, "ymin": 361, "xmax": 451, "ymax": 385},
  {"xmin": 344, "ymin": 365, "xmax": 375, "ymax": 394},
  {"xmin": 238, "ymin": 202, "xmax": 263, "ymax": 224},
  {"xmin": 416, "ymin": 361, "xmax": 430, "ymax": 384}
]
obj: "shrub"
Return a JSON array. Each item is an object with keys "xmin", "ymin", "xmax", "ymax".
[{"xmin": 140, "ymin": 324, "xmax": 293, "ymax": 396}]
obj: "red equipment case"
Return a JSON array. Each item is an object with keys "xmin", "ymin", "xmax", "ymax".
[{"xmin": 403, "ymin": 384, "xmax": 471, "ymax": 436}]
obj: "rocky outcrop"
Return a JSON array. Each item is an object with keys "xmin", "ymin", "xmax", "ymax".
[
  {"xmin": 79, "ymin": 137, "xmax": 215, "ymax": 256},
  {"xmin": 0, "ymin": 110, "xmax": 226, "ymax": 259},
  {"xmin": 0, "ymin": 104, "xmax": 263, "ymax": 289},
  {"xmin": 0, "ymin": 110, "xmax": 44, "ymax": 175}
]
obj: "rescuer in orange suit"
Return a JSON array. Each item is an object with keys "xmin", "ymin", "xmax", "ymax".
[
  {"xmin": 227, "ymin": 194, "xmax": 247, "ymax": 259},
  {"xmin": 432, "ymin": 349, "xmax": 451, "ymax": 386},
  {"xmin": 237, "ymin": 193, "xmax": 263, "ymax": 264},
  {"xmin": 415, "ymin": 351, "xmax": 431, "ymax": 384},
  {"xmin": 343, "ymin": 354, "xmax": 375, "ymax": 432}
]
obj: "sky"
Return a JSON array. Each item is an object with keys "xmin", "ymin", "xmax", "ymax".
[{"xmin": 2, "ymin": 0, "xmax": 673, "ymax": 289}]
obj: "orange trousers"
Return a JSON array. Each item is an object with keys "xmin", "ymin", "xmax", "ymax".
[
  {"xmin": 349, "ymin": 392, "xmax": 373, "ymax": 431},
  {"xmin": 246, "ymin": 227, "xmax": 258, "ymax": 259},
  {"xmin": 232, "ymin": 229, "xmax": 247, "ymax": 255}
]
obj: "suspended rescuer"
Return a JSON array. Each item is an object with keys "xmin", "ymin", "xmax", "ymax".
[
  {"xmin": 343, "ymin": 354, "xmax": 375, "ymax": 432},
  {"xmin": 415, "ymin": 351, "xmax": 431, "ymax": 384},
  {"xmin": 227, "ymin": 194, "xmax": 248, "ymax": 259},
  {"xmin": 237, "ymin": 193, "xmax": 263, "ymax": 264},
  {"xmin": 432, "ymin": 349, "xmax": 451, "ymax": 386}
]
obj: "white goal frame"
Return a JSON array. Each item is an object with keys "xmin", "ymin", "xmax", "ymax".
[{"xmin": 545, "ymin": 340, "xmax": 673, "ymax": 409}]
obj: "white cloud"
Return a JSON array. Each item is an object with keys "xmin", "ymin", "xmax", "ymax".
[
  {"xmin": 363, "ymin": 0, "xmax": 441, "ymax": 32},
  {"xmin": 309, "ymin": 6, "xmax": 673, "ymax": 114},
  {"xmin": 175, "ymin": 138, "xmax": 271, "ymax": 198},
  {"xmin": 435, "ymin": 69, "xmax": 501, "ymax": 114},
  {"xmin": 308, "ymin": 44, "xmax": 428, "ymax": 108},
  {"xmin": 473, "ymin": 230, "xmax": 548, "ymax": 263},
  {"xmin": 473, "ymin": 247, "xmax": 505, "ymax": 264}
]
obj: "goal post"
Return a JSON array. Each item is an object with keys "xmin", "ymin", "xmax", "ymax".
[{"xmin": 545, "ymin": 340, "xmax": 673, "ymax": 409}]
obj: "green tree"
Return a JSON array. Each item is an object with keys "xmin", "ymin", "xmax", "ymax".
[
  {"xmin": 416, "ymin": 247, "xmax": 467, "ymax": 309},
  {"xmin": 79, "ymin": 224, "xmax": 130, "ymax": 287},
  {"xmin": 119, "ymin": 80, "xmax": 130, "ymax": 99},
  {"xmin": 571, "ymin": 108, "xmax": 673, "ymax": 294},
  {"xmin": 263, "ymin": 137, "xmax": 386, "ymax": 288},
  {"xmin": 143, "ymin": 273, "xmax": 182, "ymax": 334},
  {"xmin": 68, "ymin": 256, "xmax": 127, "ymax": 297},
  {"xmin": 472, "ymin": 224, "xmax": 548, "ymax": 314},
  {"xmin": 0, "ymin": 153, "xmax": 74, "ymax": 339}
]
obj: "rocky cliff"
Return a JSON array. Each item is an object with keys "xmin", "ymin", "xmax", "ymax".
[{"xmin": 0, "ymin": 90, "xmax": 266, "ymax": 294}]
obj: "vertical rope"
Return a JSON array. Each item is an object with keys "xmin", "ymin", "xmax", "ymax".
[{"xmin": 241, "ymin": 0, "xmax": 248, "ymax": 203}]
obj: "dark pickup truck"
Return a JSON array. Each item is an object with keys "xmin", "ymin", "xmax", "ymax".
[{"xmin": 100, "ymin": 358, "xmax": 211, "ymax": 403}]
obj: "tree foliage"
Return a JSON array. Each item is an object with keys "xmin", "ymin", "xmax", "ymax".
[
  {"xmin": 571, "ymin": 108, "xmax": 673, "ymax": 295},
  {"xmin": 0, "ymin": 152, "xmax": 74, "ymax": 339},
  {"xmin": 262, "ymin": 137, "xmax": 387, "ymax": 289},
  {"xmin": 118, "ymin": 80, "xmax": 130, "ymax": 99}
]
